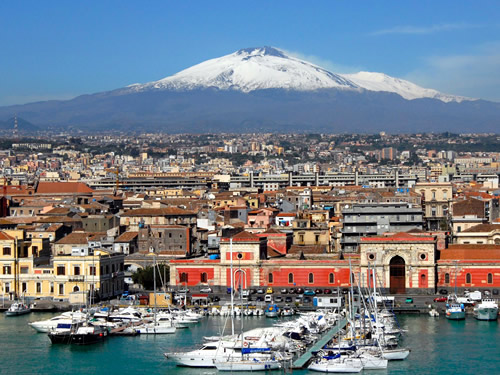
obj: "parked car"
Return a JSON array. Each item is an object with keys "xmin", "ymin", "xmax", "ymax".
[
  {"xmin": 256, "ymin": 296, "xmax": 264, "ymax": 302},
  {"xmin": 266, "ymin": 287, "xmax": 273, "ymax": 294},
  {"xmin": 304, "ymin": 289, "xmax": 316, "ymax": 296},
  {"xmin": 200, "ymin": 287, "xmax": 212, "ymax": 293},
  {"xmin": 280, "ymin": 288, "xmax": 288, "ymax": 294},
  {"xmin": 303, "ymin": 297, "xmax": 312, "ymax": 304},
  {"xmin": 439, "ymin": 289, "xmax": 448, "ymax": 295},
  {"xmin": 323, "ymin": 289, "xmax": 332, "ymax": 294},
  {"xmin": 285, "ymin": 296, "xmax": 293, "ymax": 303},
  {"xmin": 257, "ymin": 288, "xmax": 265, "ymax": 294},
  {"xmin": 405, "ymin": 297, "xmax": 413, "ymax": 304},
  {"xmin": 296, "ymin": 288, "xmax": 304, "ymax": 294},
  {"xmin": 264, "ymin": 295, "xmax": 273, "ymax": 303},
  {"xmin": 178, "ymin": 288, "xmax": 190, "ymax": 294},
  {"xmin": 433, "ymin": 296, "xmax": 447, "ymax": 302},
  {"xmin": 295, "ymin": 295, "xmax": 303, "ymax": 303},
  {"xmin": 289, "ymin": 288, "xmax": 297, "ymax": 294},
  {"xmin": 241, "ymin": 289, "xmax": 250, "ymax": 297},
  {"xmin": 250, "ymin": 289, "xmax": 258, "ymax": 294},
  {"xmin": 275, "ymin": 296, "xmax": 283, "ymax": 303},
  {"xmin": 212, "ymin": 296, "xmax": 220, "ymax": 302},
  {"xmin": 315, "ymin": 289, "xmax": 323, "ymax": 295}
]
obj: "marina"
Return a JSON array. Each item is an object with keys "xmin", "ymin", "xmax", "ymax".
[{"xmin": 1, "ymin": 305, "xmax": 498, "ymax": 374}]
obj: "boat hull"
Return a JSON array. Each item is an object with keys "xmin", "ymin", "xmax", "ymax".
[
  {"xmin": 5, "ymin": 309, "xmax": 31, "ymax": 316},
  {"xmin": 445, "ymin": 311, "xmax": 466, "ymax": 320},
  {"xmin": 215, "ymin": 361, "xmax": 281, "ymax": 371},
  {"xmin": 308, "ymin": 362, "xmax": 363, "ymax": 373},
  {"xmin": 474, "ymin": 307, "xmax": 499, "ymax": 321},
  {"xmin": 381, "ymin": 349, "xmax": 410, "ymax": 360}
]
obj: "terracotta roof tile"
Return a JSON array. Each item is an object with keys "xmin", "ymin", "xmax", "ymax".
[
  {"xmin": 0, "ymin": 231, "xmax": 15, "ymax": 240},
  {"xmin": 115, "ymin": 231, "xmax": 138, "ymax": 242},
  {"xmin": 36, "ymin": 182, "xmax": 94, "ymax": 194},
  {"xmin": 462, "ymin": 224, "xmax": 500, "ymax": 233}
]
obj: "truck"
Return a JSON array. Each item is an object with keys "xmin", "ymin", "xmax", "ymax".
[{"xmin": 465, "ymin": 290, "xmax": 482, "ymax": 301}]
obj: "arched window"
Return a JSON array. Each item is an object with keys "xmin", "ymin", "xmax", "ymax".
[
  {"xmin": 288, "ymin": 273, "xmax": 294, "ymax": 284},
  {"xmin": 200, "ymin": 272, "xmax": 208, "ymax": 283},
  {"xmin": 487, "ymin": 273, "xmax": 493, "ymax": 284},
  {"xmin": 73, "ymin": 286, "xmax": 80, "ymax": 292},
  {"xmin": 445, "ymin": 273, "xmax": 450, "ymax": 284},
  {"xmin": 308, "ymin": 273, "xmax": 314, "ymax": 284},
  {"xmin": 180, "ymin": 272, "xmax": 188, "ymax": 283},
  {"xmin": 268, "ymin": 273, "xmax": 274, "ymax": 283},
  {"xmin": 466, "ymin": 273, "xmax": 471, "ymax": 284},
  {"xmin": 329, "ymin": 273, "xmax": 335, "ymax": 284}
]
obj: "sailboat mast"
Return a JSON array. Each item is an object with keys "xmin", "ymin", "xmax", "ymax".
[{"xmin": 230, "ymin": 238, "xmax": 234, "ymax": 336}]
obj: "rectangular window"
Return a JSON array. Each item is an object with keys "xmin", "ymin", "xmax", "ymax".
[
  {"xmin": 58, "ymin": 283, "xmax": 64, "ymax": 295},
  {"xmin": 89, "ymin": 266, "xmax": 96, "ymax": 276},
  {"xmin": 74, "ymin": 266, "xmax": 80, "ymax": 275},
  {"xmin": 3, "ymin": 247, "xmax": 11, "ymax": 256},
  {"xmin": 20, "ymin": 267, "xmax": 29, "ymax": 274},
  {"xmin": 36, "ymin": 282, "xmax": 41, "ymax": 293},
  {"xmin": 22, "ymin": 282, "xmax": 27, "ymax": 293},
  {"xmin": 56, "ymin": 266, "xmax": 65, "ymax": 275},
  {"xmin": 50, "ymin": 283, "xmax": 54, "ymax": 294},
  {"xmin": 3, "ymin": 266, "xmax": 11, "ymax": 275}
]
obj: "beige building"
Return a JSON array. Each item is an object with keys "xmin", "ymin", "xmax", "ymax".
[
  {"xmin": 415, "ymin": 182, "xmax": 452, "ymax": 230},
  {"xmin": 359, "ymin": 232, "xmax": 437, "ymax": 294},
  {"xmin": 455, "ymin": 224, "xmax": 500, "ymax": 245}
]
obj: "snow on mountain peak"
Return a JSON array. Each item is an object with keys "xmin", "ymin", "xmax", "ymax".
[
  {"xmin": 125, "ymin": 47, "xmax": 471, "ymax": 103},
  {"xmin": 127, "ymin": 46, "xmax": 357, "ymax": 93},
  {"xmin": 341, "ymin": 71, "xmax": 470, "ymax": 103}
]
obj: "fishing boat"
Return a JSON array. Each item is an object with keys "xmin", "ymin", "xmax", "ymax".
[
  {"xmin": 473, "ymin": 298, "xmax": 499, "ymax": 321},
  {"xmin": 445, "ymin": 296, "xmax": 466, "ymax": 320},
  {"xmin": 264, "ymin": 303, "xmax": 280, "ymax": 318},
  {"xmin": 5, "ymin": 301, "xmax": 31, "ymax": 316}
]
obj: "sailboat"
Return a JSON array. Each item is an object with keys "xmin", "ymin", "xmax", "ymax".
[
  {"xmin": 446, "ymin": 263, "xmax": 465, "ymax": 320},
  {"xmin": 136, "ymin": 254, "xmax": 176, "ymax": 334}
]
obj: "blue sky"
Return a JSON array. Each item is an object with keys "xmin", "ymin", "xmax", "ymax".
[{"xmin": 1, "ymin": 1, "xmax": 499, "ymax": 105}]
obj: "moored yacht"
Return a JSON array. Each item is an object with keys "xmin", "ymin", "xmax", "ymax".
[
  {"xmin": 474, "ymin": 298, "xmax": 499, "ymax": 321},
  {"xmin": 5, "ymin": 302, "xmax": 31, "ymax": 316}
]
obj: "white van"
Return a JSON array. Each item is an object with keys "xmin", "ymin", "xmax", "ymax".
[{"xmin": 264, "ymin": 295, "xmax": 273, "ymax": 303}]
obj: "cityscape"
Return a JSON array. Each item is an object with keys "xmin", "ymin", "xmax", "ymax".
[{"xmin": 1, "ymin": 2, "xmax": 499, "ymax": 374}]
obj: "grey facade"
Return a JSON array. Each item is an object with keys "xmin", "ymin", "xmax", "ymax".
[{"xmin": 341, "ymin": 203, "xmax": 423, "ymax": 253}]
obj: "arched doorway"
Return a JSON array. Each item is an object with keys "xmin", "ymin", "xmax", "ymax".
[
  {"xmin": 390, "ymin": 256, "xmax": 406, "ymax": 294},
  {"xmin": 233, "ymin": 269, "xmax": 247, "ymax": 292}
]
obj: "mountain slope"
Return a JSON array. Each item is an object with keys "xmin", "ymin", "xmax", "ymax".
[{"xmin": 0, "ymin": 46, "xmax": 497, "ymax": 133}]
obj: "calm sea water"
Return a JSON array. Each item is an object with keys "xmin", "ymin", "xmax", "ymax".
[{"xmin": 0, "ymin": 312, "xmax": 498, "ymax": 375}]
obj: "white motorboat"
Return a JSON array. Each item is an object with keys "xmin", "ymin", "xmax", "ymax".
[
  {"xmin": 29, "ymin": 312, "xmax": 86, "ymax": 333},
  {"xmin": 109, "ymin": 307, "xmax": 143, "ymax": 322},
  {"xmin": 5, "ymin": 302, "xmax": 31, "ymax": 316},
  {"xmin": 474, "ymin": 298, "xmax": 499, "ymax": 321},
  {"xmin": 165, "ymin": 341, "xmax": 238, "ymax": 367}
]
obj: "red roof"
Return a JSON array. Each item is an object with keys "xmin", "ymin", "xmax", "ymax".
[
  {"xmin": 221, "ymin": 230, "xmax": 262, "ymax": 242},
  {"xmin": 0, "ymin": 231, "xmax": 15, "ymax": 241},
  {"xmin": 36, "ymin": 182, "xmax": 94, "ymax": 194},
  {"xmin": 439, "ymin": 245, "xmax": 500, "ymax": 261}
]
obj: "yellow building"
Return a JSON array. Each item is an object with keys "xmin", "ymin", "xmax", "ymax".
[{"xmin": 0, "ymin": 229, "xmax": 124, "ymax": 302}]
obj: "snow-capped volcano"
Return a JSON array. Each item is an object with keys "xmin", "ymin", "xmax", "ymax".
[
  {"xmin": 126, "ymin": 46, "xmax": 469, "ymax": 103},
  {"xmin": 127, "ymin": 46, "xmax": 357, "ymax": 93}
]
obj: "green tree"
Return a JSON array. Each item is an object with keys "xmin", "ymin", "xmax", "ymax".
[{"xmin": 131, "ymin": 264, "xmax": 170, "ymax": 290}]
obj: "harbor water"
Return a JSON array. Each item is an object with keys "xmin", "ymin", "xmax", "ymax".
[{"xmin": 0, "ymin": 312, "xmax": 498, "ymax": 374}]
